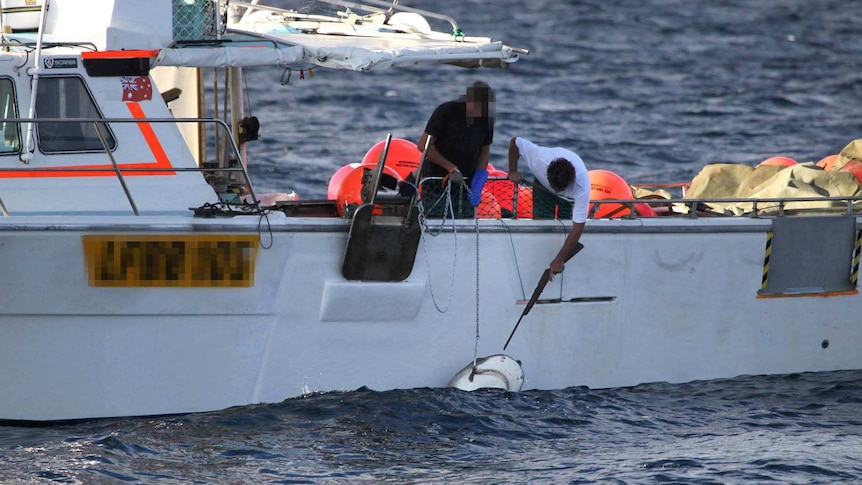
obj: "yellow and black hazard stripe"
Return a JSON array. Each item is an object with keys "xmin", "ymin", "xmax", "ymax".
[
  {"xmin": 761, "ymin": 231, "xmax": 772, "ymax": 290},
  {"xmin": 852, "ymin": 229, "xmax": 862, "ymax": 287}
]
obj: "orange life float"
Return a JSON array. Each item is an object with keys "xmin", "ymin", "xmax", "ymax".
[
  {"xmin": 476, "ymin": 190, "xmax": 502, "ymax": 219},
  {"xmin": 635, "ymin": 202, "xmax": 657, "ymax": 217},
  {"xmin": 817, "ymin": 154, "xmax": 839, "ymax": 170},
  {"xmin": 361, "ymin": 138, "xmax": 421, "ymax": 180},
  {"xmin": 588, "ymin": 169, "xmax": 633, "ymax": 218},
  {"xmin": 327, "ymin": 163, "xmax": 359, "ymax": 200},
  {"xmin": 335, "ymin": 163, "xmax": 403, "ymax": 217},
  {"xmin": 758, "ymin": 156, "xmax": 797, "ymax": 167},
  {"xmin": 840, "ymin": 159, "xmax": 862, "ymax": 186},
  {"xmin": 484, "ymin": 169, "xmax": 533, "ymax": 218}
]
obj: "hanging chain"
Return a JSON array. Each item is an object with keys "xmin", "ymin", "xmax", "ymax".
[
  {"xmin": 415, "ymin": 181, "xmax": 481, "ymax": 365},
  {"xmin": 472, "ymin": 215, "xmax": 481, "ymax": 367}
]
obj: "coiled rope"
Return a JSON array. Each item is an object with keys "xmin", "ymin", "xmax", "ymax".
[
  {"xmin": 415, "ymin": 179, "xmax": 483, "ymax": 367},
  {"xmin": 417, "ymin": 180, "xmax": 458, "ymax": 313}
]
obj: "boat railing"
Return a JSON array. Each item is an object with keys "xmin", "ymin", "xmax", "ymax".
[
  {"xmin": 229, "ymin": 0, "xmax": 461, "ymax": 35},
  {"xmin": 587, "ymin": 195, "xmax": 862, "ymax": 219},
  {"xmin": 0, "ymin": 41, "xmax": 101, "ymax": 52},
  {"xmin": 228, "ymin": 0, "xmax": 345, "ymax": 24},
  {"xmin": 417, "ymin": 175, "xmax": 862, "ymax": 220},
  {"xmin": 0, "ymin": 116, "xmax": 260, "ymax": 216}
]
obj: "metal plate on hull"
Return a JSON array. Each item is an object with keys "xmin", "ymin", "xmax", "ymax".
[
  {"xmin": 82, "ymin": 234, "xmax": 259, "ymax": 287},
  {"xmin": 758, "ymin": 216, "xmax": 858, "ymax": 296},
  {"xmin": 341, "ymin": 203, "xmax": 420, "ymax": 281}
]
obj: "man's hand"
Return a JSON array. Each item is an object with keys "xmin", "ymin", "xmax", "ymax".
[
  {"xmin": 442, "ymin": 167, "xmax": 463, "ymax": 186},
  {"xmin": 548, "ymin": 256, "xmax": 565, "ymax": 281},
  {"xmin": 508, "ymin": 171, "xmax": 524, "ymax": 184},
  {"xmin": 549, "ymin": 240, "xmax": 584, "ymax": 281}
]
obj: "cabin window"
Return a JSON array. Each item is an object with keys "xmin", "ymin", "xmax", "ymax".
[
  {"xmin": 35, "ymin": 77, "xmax": 116, "ymax": 153},
  {"xmin": 0, "ymin": 78, "xmax": 20, "ymax": 154}
]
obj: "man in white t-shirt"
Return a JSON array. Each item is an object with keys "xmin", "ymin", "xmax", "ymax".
[{"xmin": 507, "ymin": 136, "xmax": 590, "ymax": 278}]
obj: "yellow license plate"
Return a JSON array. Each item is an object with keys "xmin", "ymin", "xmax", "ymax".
[{"xmin": 82, "ymin": 235, "xmax": 259, "ymax": 287}]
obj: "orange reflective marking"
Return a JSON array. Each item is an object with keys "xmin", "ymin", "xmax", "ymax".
[
  {"xmin": 756, "ymin": 289, "xmax": 859, "ymax": 299},
  {"xmin": 81, "ymin": 50, "xmax": 159, "ymax": 59},
  {"xmin": 0, "ymin": 102, "xmax": 175, "ymax": 178}
]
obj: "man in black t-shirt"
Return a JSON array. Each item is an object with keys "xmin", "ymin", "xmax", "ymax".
[{"xmin": 415, "ymin": 82, "xmax": 494, "ymax": 217}]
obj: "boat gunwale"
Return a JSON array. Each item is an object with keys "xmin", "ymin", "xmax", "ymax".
[{"xmin": 0, "ymin": 214, "xmax": 847, "ymax": 235}]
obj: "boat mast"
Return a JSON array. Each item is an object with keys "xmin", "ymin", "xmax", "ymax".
[{"xmin": 21, "ymin": 0, "xmax": 49, "ymax": 164}]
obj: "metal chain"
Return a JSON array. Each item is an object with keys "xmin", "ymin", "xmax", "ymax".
[{"xmin": 473, "ymin": 215, "xmax": 480, "ymax": 367}]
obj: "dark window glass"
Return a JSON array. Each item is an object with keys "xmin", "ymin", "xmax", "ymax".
[
  {"xmin": 36, "ymin": 77, "xmax": 115, "ymax": 152},
  {"xmin": 0, "ymin": 78, "xmax": 20, "ymax": 154}
]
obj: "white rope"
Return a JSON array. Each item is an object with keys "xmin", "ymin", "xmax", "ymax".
[
  {"xmin": 418, "ymin": 180, "xmax": 458, "ymax": 313},
  {"xmin": 498, "ymin": 218, "xmax": 526, "ymax": 300}
]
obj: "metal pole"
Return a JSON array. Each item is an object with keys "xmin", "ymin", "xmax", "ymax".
[{"xmin": 94, "ymin": 122, "xmax": 139, "ymax": 216}]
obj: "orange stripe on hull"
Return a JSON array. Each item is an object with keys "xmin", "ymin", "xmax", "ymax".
[
  {"xmin": 756, "ymin": 289, "xmax": 859, "ymax": 299},
  {"xmin": 0, "ymin": 102, "xmax": 176, "ymax": 178}
]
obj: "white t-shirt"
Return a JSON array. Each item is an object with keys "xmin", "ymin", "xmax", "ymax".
[{"xmin": 515, "ymin": 137, "xmax": 590, "ymax": 223}]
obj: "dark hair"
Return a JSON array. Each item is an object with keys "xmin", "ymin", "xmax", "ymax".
[{"xmin": 547, "ymin": 158, "xmax": 575, "ymax": 192}]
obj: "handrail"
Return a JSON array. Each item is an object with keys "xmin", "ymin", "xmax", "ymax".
[
  {"xmin": 228, "ymin": 0, "xmax": 460, "ymax": 34},
  {"xmin": 419, "ymin": 175, "xmax": 862, "ymax": 220},
  {"xmin": 228, "ymin": 1, "xmax": 350, "ymax": 23},
  {"xmin": 93, "ymin": 122, "xmax": 139, "ymax": 215},
  {"xmin": 585, "ymin": 195, "xmax": 862, "ymax": 219},
  {"xmin": 0, "ymin": 116, "xmax": 261, "ymax": 214},
  {"xmin": 0, "ymin": 41, "xmax": 100, "ymax": 51},
  {"xmin": 20, "ymin": 0, "xmax": 50, "ymax": 164},
  {"xmin": 316, "ymin": 0, "xmax": 459, "ymax": 33}
]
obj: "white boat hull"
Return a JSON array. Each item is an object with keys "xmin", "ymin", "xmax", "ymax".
[
  {"xmin": 2, "ymin": 215, "xmax": 859, "ymax": 420},
  {"xmin": 0, "ymin": 0, "xmax": 856, "ymax": 423}
]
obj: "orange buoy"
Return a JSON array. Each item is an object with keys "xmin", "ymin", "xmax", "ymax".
[
  {"xmin": 588, "ymin": 169, "xmax": 633, "ymax": 218},
  {"xmin": 476, "ymin": 190, "xmax": 502, "ymax": 218},
  {"xmin": 327, "ymin": 163, "xmax": 359, "ymax": 200},
  {"xmin": 515, "ymin": 186, "xmax": 533, "ymax": 218},
  {"xmin": 635, "ymin": 202, "xmax": 657, "ymax": 217},
  {"xmin": 335, "ymin": 163, "xmax": 403, "ymax": 217},
  {"xmin": 840, "ymin": 159, "xmax": 862, "ymax": 186},
  {"xmin": 817, "ymin": 154, "xmax": 839, "ymax": 170},
  {"xmin": 361, "ymin": 138, "xmax": 421, "ymax": 180},
  {"xmin": 758, "ymin": 156, "xmax": 797, "ymax": 167},
  {"xmin": 484, "ymin": 169, "xmax": 533, "ymax": 218}
]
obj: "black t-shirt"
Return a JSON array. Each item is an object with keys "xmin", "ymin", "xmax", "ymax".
[{"xmin": 422, "ymin": 100, "xmax": 494, "ymax": 179}]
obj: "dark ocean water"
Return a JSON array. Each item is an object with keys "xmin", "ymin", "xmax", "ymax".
[
  {"xmin": 4, "ymin": 0, "xmax": 862, "ymax": 483},
  {"xmin": 244, "ymin": 0, "xmax": 862, "ymax": 198},
  {"xmin": 3, "ymin": 371, "xmax": 862, "ymax": 483}
]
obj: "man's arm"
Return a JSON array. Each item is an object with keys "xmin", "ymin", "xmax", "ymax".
[
  {"xmin": 476, "ymin": 144, "xmax": 490, "ymax": 171},
  {"xmin": 549, "ymin": 221, "xmax": 585, "ymax": 279},
  {"xmin": 417, "ymin": 132, "xmax": 463, "ymax": 185},
  {"xmin": 417, "ymin": 132, "xmax": 457, "ymax": 173},
  {"xmin": 507, "ymin": 137, "xmax": 524, "ymax": 183}
]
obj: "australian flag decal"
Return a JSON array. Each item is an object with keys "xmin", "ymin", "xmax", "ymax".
[{"xmin": 121, "ymin": 76, "xmax": 153, "ymax": 102}]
